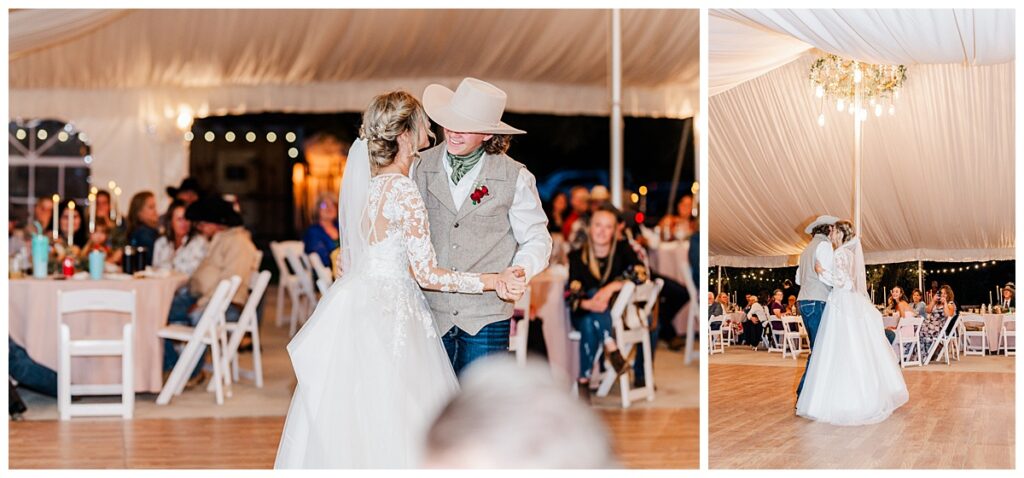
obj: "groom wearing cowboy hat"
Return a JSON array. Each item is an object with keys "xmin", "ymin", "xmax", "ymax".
[
  {"xmin": 794, "ymin": 214, "xmax": 840, "ymax": 401},
  {"xmin": 414, "ymin": 78, "xmax": 553, "ymax": 376}
]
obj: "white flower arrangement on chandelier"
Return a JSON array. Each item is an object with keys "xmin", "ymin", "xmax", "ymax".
[{"xmin": 809, "ymin": 54, "xmax": 907, "ymax": 127}]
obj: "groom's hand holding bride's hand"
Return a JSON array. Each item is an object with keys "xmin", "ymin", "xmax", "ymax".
[{"xmin": 496, "ymin": 266, "xmax": 527, "ymax": 302}]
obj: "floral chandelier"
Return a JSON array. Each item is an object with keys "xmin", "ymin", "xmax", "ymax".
[{"xmin": 809, "ymin": 54, "xmax": 907, "ymax": 126}]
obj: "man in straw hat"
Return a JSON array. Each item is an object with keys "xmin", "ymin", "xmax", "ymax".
[
  {"xmin": 414, "ymin": 78, "xmax": 552, "ymax": 376},
  {"xmin": 794, "ymin": 214, "xmax": 840, "ymax": 402},
  {"xmin": 1000, "ymin": 282, "xmax": 1015, "ymax": 310}
]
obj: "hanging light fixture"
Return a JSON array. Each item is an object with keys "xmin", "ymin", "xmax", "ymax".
[{"xmin": 809, "ymin": 54, "xmax": 907, "ymax": 123}]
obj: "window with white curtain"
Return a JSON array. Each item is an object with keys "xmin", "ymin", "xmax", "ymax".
[{"xmin": 8, "ymin": 119, "xmax": 92, "ymax": 226}]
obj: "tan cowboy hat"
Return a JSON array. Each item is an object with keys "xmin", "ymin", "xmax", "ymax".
[
  {"xmin": 804, "ymin": 215, "xmax": 839, "ymax": 234},
  {"xmin": 423, "ymin": 78, "xmax": 526, "ymax": 135}
]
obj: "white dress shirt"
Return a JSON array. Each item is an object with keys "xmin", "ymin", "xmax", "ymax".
[
  {"xmin": 436, "ymin": 149, "xmax": 553, "ymax": 282},
  {"xmin": 813, "ymin": 241, "xmax": 835, "ymax": 287}
]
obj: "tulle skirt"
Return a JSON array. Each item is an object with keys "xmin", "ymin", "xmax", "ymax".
[
  {"xmin": 796, "ymin": 288, "xmax": 909, "ymax": 426},
  {"xmin": 274, "ymin": 273, "xmax": 459, "ymax": 468}
]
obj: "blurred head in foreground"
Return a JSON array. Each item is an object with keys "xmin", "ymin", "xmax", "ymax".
[{"xmin": 422, "ymin": 356, "xmax": 617, "ymax": 469}]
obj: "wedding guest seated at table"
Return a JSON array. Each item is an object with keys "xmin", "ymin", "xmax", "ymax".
[
  {"xmin": 656, "ymin": 194, "xmax": 694, "ymax": 242},
  {"xmin": 921, "ymin": 284, "xmax": 957, "ymax": 358},
  {"xmin": 152, "ymin": 200, "xmax": 209, "ymax": 275},
  {"xmin": 94, "ymin": 189, "xmax": 113, "ymax": 222},
  {"xmin": 125, "ymin": 191, "xmax": 161, "ymax": 268},
  {"xmin": 76, "ymin": 221, "xmax": 113, "ymax": 263},
  {"xmin": 786, "ymin": 295, "xmax": 798, "ymax": 315},
  {"xmin": 884, "ymin": 286, "xmax": 914, "ymax": 344},
  {"xmin": 1000, "ymin": 282, "xmax": 1014, "ymax": 310},
  {"xmin": 545, "ymin": 191, "xmax": 568, "ymax": 234},
  {"xmin": 165, "ymin": 177, "xmax": 204, "ymax": 207},
  {"xmin": 566, "ymin": 203, "xmax": 642, "ymax": 403},
  {"xmin": 9, "ymin": 337, "xmax": 57, "ymax": 398},
  {"xmin": 742, "ymin": 294, "xmax": 768, "ymax": 349},
  {"xmin": 910, "ymin": 288, "xmax": 927, "ymax": 317},
  {"xmin": 709, "ymin": 291, "xmax": 724, "ymax": 317},
  {"xmin": 57, "ymin": 199, "xmax": 89, "ymax": 250},
  {"xmin": 32, "ymin": 193, "xmax": 55, "ymax": 235},
  {"xmin": 163, "ymin": 196, "xmax": 259, "ymax": 384},
  {"xmin": 9, "ymin": 214, "xmax": 27, "ymax": 259},
  {"xmin": 561, "ymin": 186, "xmax": 590, "ymax": 248},
  {"xmin": 303, "ymin": 194, "xmax": 340, "ymax": 267},
  {"xmin": 768, "ymin": 289, "xmax": 785, "ymax": 319}
]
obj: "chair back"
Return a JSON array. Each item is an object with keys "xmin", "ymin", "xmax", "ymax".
[
  {"xmin": 1003, "ymin": 314, "xmax": 1016, "ymax": 331},
  {"xmin": 285, "ymin": 249, "xmax": 317, "ymax": 299},
  {"xmin": 897, "ymin": 316, "xmax": 923, "ymax": 339},
  {"xmin": 196, "ymin": 277, "xmax": 242, "ymax": 338},
  {"xmin": 782, "ymin": 316, "xmax": 801, "ymax": 333},
  {"xmin": 57, "ymin": 289, "xmax": 137, "ymax": 339},
  {"xmin": 709, "ymin": 315, "xmax": 723, "ymax": 330},
  {"xmin": 308, "ymin": 252, "xmax": 334, "ymax": 288},
  {"xmin": 270, "ymin": 241, "xmax": 302, "ymax": 282},
  {"xmin": 241, "ymin": 271, "xmax": 273, "ymax": 325},
  {"xmin": 608, "ymin": 282, "xmax": 637, "ymax": 330}
]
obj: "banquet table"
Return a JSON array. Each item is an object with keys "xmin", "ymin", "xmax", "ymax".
[
  {"xmin": 960, "ymin": 313, "xmax": 1013, "ymax": 354},
  {"xmin": 8, "ymin": 273, "xmax": 188, "ymax": 393},
  {"xmin": 528, "ymin": 265, "xmax": 576, "ymax": 385}
]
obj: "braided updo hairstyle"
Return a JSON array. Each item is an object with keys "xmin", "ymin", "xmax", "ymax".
[
  {"xmin": 359, "ymin": 91, "xmax": 435, "ymax": 173},
  {"xmin": 835, "ymin": 219, "xmax": 856, "ymax": 244}
]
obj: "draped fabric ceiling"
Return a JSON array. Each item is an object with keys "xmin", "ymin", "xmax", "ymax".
[
  {"xmin": 9, "ymin": 9, "xmax": 699, "ymax": 204},
  {"xmin": 708, "ymin": 9, "xmax": 1015, "ymax": 267}
]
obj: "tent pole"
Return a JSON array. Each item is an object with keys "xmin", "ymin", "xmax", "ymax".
[
  {"xmin": 610, "ymin": 8, "xmax": 624, "ymax": 209},
  {"xmin": 853, "ymin": 87, "xmax": 862, "ymax": 233},
  {"xmin": 717, "ymin": 265, "xmax": 722, "ymax": 296},
  {"xmin": 918, "ymin": 260, "xmax": 923, "ymax": 292}
]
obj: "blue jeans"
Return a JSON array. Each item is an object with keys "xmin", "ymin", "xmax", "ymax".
[
  {"xmin": 9, "ymin": 337, "xmax": 58, "ymax": 397},
  {"xmin": 796, "ymin": 300, "xmax": 826, "ymax": 396},
  {"xmin": 442, "ymin": 319, "xmax": 512, "ymax": 377},
  {"xmin": 572, "ymin": 310, "xmax": 614, "ymax": 380}
]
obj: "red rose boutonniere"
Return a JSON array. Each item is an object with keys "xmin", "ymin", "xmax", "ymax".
[{"xmin": 470, "ymin": 183, "xmax": 490, "ymax": 205}]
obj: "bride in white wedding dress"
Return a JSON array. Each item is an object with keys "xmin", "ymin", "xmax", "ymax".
[
  {"xmin": 275, "ymin": 91, "xmax": 524, "ymax": 469},
  {"xmin": 796, "ymin": 220, "xmax": 909, "ymax": 426}
]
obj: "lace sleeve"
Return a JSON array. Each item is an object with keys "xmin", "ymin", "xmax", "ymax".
[
  {"xmin": 393, "ymin": 177, "xmax": 484, "ymax": 294},
  {"xmin": 833, "ymin": 248, "xmax": 853, "ymax": 290}
]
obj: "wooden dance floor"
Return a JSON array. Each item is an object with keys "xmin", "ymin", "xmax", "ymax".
[
  {"xmin": 709, "ymin": 363, "xmax": 1015, "ymax": 469},
  {"xmin": 9, "ymin": 408, "xmax": 697, "ymax": 469}
]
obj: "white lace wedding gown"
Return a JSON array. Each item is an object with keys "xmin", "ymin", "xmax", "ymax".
[
  {"xmin": 796, "ymin": 239, "xmax": 909, "ymax": 426},
  {"xmin": 275, "ymin": 173, "xmax": 483, "ymax": 468}
]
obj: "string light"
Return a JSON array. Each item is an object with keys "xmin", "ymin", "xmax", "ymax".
[
  {"xmin": 225, "ymin": 131, "xmax": 236, "ymax": 142},
  {"xmin": 204, "ymin": 131, "xmax": 215, "ymax": 142}
]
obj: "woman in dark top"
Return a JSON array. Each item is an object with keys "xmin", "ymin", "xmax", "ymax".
[
  {"xmin": 303, "ymin": 195, "xmax": 340, "ymax": 266},
  {"xmin": 566, "ymin": 204, "xmax": 643, "ymax": 403},
  {"xmin": 57, "ymin": 199, "xmax": 89, "ymax": 249},
  {"xmin": 546, "ymin": 191, "xmax": 568, "ymax": 234},
  {"xmin": 125, "ymin": 191, "xmax": 161, "ymax": 268}
]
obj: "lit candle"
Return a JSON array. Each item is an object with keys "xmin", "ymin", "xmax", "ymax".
[
  {"xmin": 113, "ymin": 186, "xmax": 123, "ymax": 226},
  {"xmin": 990, "ymin": 291, "xmax": 993, "ymax": 306},
  {"xmin": 108, "ymin": 181, "xmax": 117, "ymax": 220},
  {"xmin": 51, "ymin": 194, "xmax": 60, "ymax": 241},
  {"xmin": 88, "ymin": 192, "xmax": 96, "ymax": 233},
  {"xmin": 67, "ymin": 201, "xmax": 76, "ymax": 249}
]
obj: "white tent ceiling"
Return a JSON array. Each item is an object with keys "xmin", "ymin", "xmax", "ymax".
[
  {"xmin": 8, "ymin": 8, "xmax": 699, "ymax": 204},
  {"xmin": 708, "ymin": 9, "xmax": 1015, "ymax": 267}
]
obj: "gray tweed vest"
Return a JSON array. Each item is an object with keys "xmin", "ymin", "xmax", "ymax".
[{"xmin": 413, "ymin": 144, "xmax": 522, "ymax": 335}]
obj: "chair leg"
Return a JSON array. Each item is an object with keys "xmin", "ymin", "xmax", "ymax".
[
  {"xmin": 643, "ymin": 336, "xmax": 655, "ymax": 401},
  {"xmin": 122, "ymin": 324, "xmax": 134, "ymax": 419},
  {"xmin": 58, "ymin": 325, "xmax": 72, "ymax": 421},
  {"xmin": 210, "ymin": 337, "xmax": 224, "ymax": 405},
  {"xmin": 252, "ymin": 323, "xmax": 264, "ymax": 388}
]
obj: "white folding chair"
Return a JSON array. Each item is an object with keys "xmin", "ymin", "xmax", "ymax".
[
  {"xmin": 708, "ymin": 315, "xmax": 725, "ymax": 355},
  {"xmin": 508, "ymin": 286, "xmax": 532, "ymax": 366},
  {"xmin": 590, "ymin": 283, "xmax": 635, "ymax": 398},
  {"xmin": 943, "ymin": 314, "xmax": 962, "ymax": 362},
  {"xmin": 309, "ymin": 252, "xmax": 334, "ymax": 295},
  {"xmin": 1000, "ymin": 314, "xmax": 1015, "ymax": 356},
  {"xmin": 218, "ymin": 270, "xmax": 272, "ymax": 390},
  {"xmin": 926, "ymin": 313, "xmax": 957, "ymax": 366},
  {"xmin": 284, "ymin": 248, "xmax": 319, "ymax": 336},
  {"xmin": 782, "ymin": 316, "xmax": 807, "ymax": 360},
  {"xmin": 896, "ymin": 316, "xmax": 924, "ymax": 367},
  {"xmin": 270, "ymin": 241, "xmax": 303, "ymax": 329},
  {"xmin": 57, "ymin": 289, "xmax": 137, "ymax": 420},
  {"xmin": 961, "ymin": 314, "xmax": 988, "ymax": 356},
  {"xmin": 766, "ymin": 317, "xmax": 785, "ymax": 354},
  {"xmin": 156, "ymin": 277, "xmax": 241, "ymax": 405},
  {"xmin": 600, "ymin": 278, "xmax": 662, "ymax": 408}
]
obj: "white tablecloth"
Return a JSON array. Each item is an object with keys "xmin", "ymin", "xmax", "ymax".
[
  {"xmin": 9, "ymin": 274, "xmax": 188, "ymax": 393},
  {"xmin": 649, "ymin": 242, "xmax": 692, "ymax": 335},
  {"xmin": 960, "ymin": 313, "xmax": 1014, "ymax": 353},
  {"xmin": 529, "ymin": 266, "xmax": 576, "ymax": 385}
]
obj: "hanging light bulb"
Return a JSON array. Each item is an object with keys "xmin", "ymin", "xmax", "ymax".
[
  {"xmin": 894, "ymin": 89, "xmax": 900, "ymax": 99},
  {"xmin": 815, "ymin": 85, "xmax": 824, "ymax": 98},
  {"xmin": 888, "ymin": 105, "xmax": 895, "ymax": 115},
  {"xmin": 854, "ymin": 66, "xmax": 863, "ymax": 83},
  {"xmin": 836, "ymin": 99, "xmax": 845, "ymax": 111},
  {"xmin": 869, "ymin": 98, "xmax": 876, "ymax": 106},
  {"xmin": 875, "ymin": 104, "xmax": 883, "ymax": 117},
  {"xmin": 847, "ymin": 102, "xmax": 855, "ymax": 114},
  {"xmin": 817, "ymin": 113, "xmax": 825, "ymax": 127}
]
